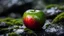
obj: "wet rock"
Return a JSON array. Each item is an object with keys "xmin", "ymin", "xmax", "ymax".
[
  {"xmin": 43, "ymin": 4, "xmax": 63, "ymax": 19},
  {"xmin": 46, "ymin": 8, "xmax": 61, "ymax": 16},
  {"xmin": 15, "ymin": 29, "xmax": 24, "ymax": 34},
  {"xmin": 43, "ymin": 19, "xmax": 51, "ymax": 29},
  {"xmin": 0, "ymin": 22, "xmax": 8, "ymax": 28},
  {"xmin": 45, "ymin": 24, "xmax": 64, "ymax": 36}
]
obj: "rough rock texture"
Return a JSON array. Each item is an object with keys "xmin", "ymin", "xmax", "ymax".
[{"xmin": 44, "ymin": 4, "xmax": 64, "ymax": 19}]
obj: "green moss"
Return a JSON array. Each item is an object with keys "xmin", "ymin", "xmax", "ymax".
[
  {"xmin": 0, "ymin": 18, "xmax": 23, "ymax": 26},
  {"xmin": 58, "ymin": 6, "xmax": 64, "ymax": 10},
  {"xmin": 52, "ymin": 12, "xmax": 64, "ymax": 24},
  {"xmin": 0, "ymin": 28, "xmax": 7, "ymax": 30},
  {"xmin": 46, "ymin": 4, "xmax": 64, "ymax": 11},
  {"xmin": 4, "ymin": 17, "xmax": 14, "ymax": 22},
  {"xmin": 0, "ymin": 28, "xmax": 9, "ymax": 34},
  {"xmin": 8, "ymin": 32, "xmax": 21, "ymax": 36},
  {"xmin": 14, "ymin": 19, "xmax": 23, "ymax": 26},
  {"xmin": 46, "ymin": 4, "xmax": 58, "ymax": 9},
  {"xmin": 6, "ymin": 22, "xmax": 13, "ymax": 26},
  {"xmin": 0, "ymin": 18, "xmax": 6, "ymax": 22},
  {"xmin": 0, "ymin": 17, "xmax": 14, "ymax": 24},
  {"xmin": 15, "ymin": 21, "xmax": 23, "ymax": 26},
  {"xmin": 13, "ymin": 26, "xmax": 19, "ymax": 29},
  {"xmin": 0, "ymin": 26, "xmax": 19, "ymax": 33},
  {"xmin": 24, "ymin": 28, "xmax": 34, "ymax": 34},
  {"xmin": 10, "ymin": 19, "xmax": 16, "ymax": 23}
]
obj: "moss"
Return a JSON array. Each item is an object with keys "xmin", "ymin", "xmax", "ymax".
[
  {"xmin": 58, "ymin": 6, "xmax": 64, "ymax": 11},
  {"xmin": 0, "ymin": 28, "xmax": 9, "ymax": 34},
  {"xmin": 46, "ymin": 4, "xmax": 58, "ymax": 9},
  {"xmin": 0, "ymin": 17, "xmax": 14, "ymax": 24},
  {"xmin": 11, "ymin": 18, "xmax": 23, "ymax": 26},
  {"xmin": 13, "ymin": 26, "xmax": 19, "ymax": 29},
  {"xmin": 24, "ymin": 28, "xmax": 34, "ymax": 34},
  {"xmin": 52, "ymin": 12, "xmax": 64, "ymax": 24},
  {"xmin": 0, "ymin": 26, "xmax": 19, "ymax": 33},
  {"xmin": 10, "ymin": 19, "xmax": 16, "ymax": 24},
  {"xmin": 0, "ymin": 18, "xmax": 23, "ymax": 26},
  {"xmin": 15, "ymin": 21, "xmax": 23, "ymax": 26},
  {"xmin": 4, "ymin": 17, "xmax": 14, "ymax": 22},
  {"xmin": 8, "ymin": 32, "xmax": 21, "ymax": 36},
  {"xmin": 46, "ymin": 4, "xmax": 64, "ymax": 11},
  {"xmin": 6, "ymin": 22, "xmax": 13, "ymax": 26},
  {"xmin": 0, "ymin": 18, "xmax": 7, "ymax": 22},
  {"xmin": 24, "ymin": 28, "xmax": 37, "ymax": 36}
]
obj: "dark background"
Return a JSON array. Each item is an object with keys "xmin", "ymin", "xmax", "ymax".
[{"xmin": 0, "ymin": 0, "xmax": 64, "ymax": 17}]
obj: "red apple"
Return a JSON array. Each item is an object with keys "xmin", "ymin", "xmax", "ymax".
[{"xmin": 23, "ymin": 9, "xmax": 45, "ymax": 30}]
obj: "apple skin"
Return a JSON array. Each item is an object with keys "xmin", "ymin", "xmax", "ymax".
[{"xmin": 23, "ymin": 9, "xmax": 45, "ymax": 30}]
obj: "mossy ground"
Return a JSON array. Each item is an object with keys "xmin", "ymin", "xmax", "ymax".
[{"xmin": 52, "ymin": 12, "xmax": 64, "ymax": 24}]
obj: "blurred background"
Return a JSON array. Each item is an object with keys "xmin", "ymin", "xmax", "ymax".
[{"xmin": 0, "ymin": 0, "xmax": 63, "ymax": 18}]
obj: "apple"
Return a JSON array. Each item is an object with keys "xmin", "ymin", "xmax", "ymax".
[{"xmin": 23, "ymin": 9, "xmax": 45, "ymax": 30}]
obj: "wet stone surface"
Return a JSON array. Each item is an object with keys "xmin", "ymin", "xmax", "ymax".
[
  {"xmin": 0, "ymin": 19, "xmax": 64, "ymax": 36},
  {"xmin": 44, "ymin": 23, "xmax": 64, "ymax": 36}
]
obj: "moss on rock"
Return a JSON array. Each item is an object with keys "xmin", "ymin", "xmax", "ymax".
[
  {"xmin": 52, "ymin": 12, "xmax": 64, "ymax": 24},
  {"xmin": 46, "ymin": 4, "xmax": 58, "ymax": 9},
  {"xmin": 46, "ymin": 4, "xmax": 64, "ymax": 11},
  {"xmin": 24, "ymin": 28, "xmax": 33, "ymax": 34},
  {"xmin": 24, "ymin": 28, "xmax": 36, "ymax": 36},
  {"xmin": 58, "ymin": 6, "xmax": 64, "ymax": 11},
  {"xmin": 0, "ymin": 17, "xmax": 23, "ymax": 26},
  {"xmin": 8, "ymin": 32, "xmax": 21, "ymax": 36}
]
